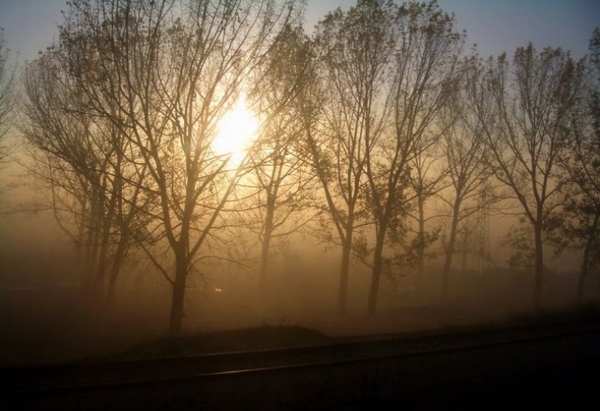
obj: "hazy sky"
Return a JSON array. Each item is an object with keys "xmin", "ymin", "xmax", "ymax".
[{"xmin": 0, "ymin": 0, "xmax": 598, "ymax": 63}]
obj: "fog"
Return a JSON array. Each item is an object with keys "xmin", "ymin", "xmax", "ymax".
[{"xmin": 0, "ymin": 204, "xmax": 592, "ymax": 366}]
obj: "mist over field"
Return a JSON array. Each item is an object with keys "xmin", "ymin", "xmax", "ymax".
[
  {"xmin": 0, "ymin": 213, "xmax": 590, "ymax": 366},
  {"xmin": 0, "ymin": 0, "xmax": 599, "ymax": 367}
]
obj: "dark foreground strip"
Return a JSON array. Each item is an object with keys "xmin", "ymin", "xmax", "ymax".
[{"xmin": 3, "ymin": 321, "xmax": 598, "ymax": 398}]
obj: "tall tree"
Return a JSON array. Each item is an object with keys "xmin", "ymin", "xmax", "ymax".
[
  {"xmin": 363, "ymin": 1, "xmax": 463, "ymax": 316},
  {"xmin": 247, "ymin": 25, "xmax": 316, "ymax": 291},
  {"xmin": 0, "ymin": 28, "xmax": 16, "ymax": 179},
  {"xmin": 51, "ymin": 0, "xmax": 303, "ymax": 336},
  {"xmin": 558, "ymin": 28, "xmax": 600, "ymax": 302},
  {"xmin": 310, "ymin": 0, "xmax": 397, "ymax": 315},
  {"xmin": 440, "ymin": 71, "xmax": 494, "ymax": 294},
  {"xmin": 22, "ymin": 54, "xmax": 151, "ymax": 307},
  {"xmin": 470, "ymin": 45, "xmax": 583, "ymax": 309},
  {"xmin": 406, "ymin": 138, "xmax": 446, "ymax": 294}
]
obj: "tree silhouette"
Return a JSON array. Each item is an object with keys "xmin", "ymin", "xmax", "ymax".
[
  {"xmin": 362, "ymin": 1, "xmax": 464, "ymax": 316},
  {"xmin": 24, "ymin": 0, "xmax": 303, "ymax": 336},
  {"xmin": 470, "ymin": 44, "xmax": 583, "ymax": 309},
  {"xmin": 246, "ymin": 25, "xmax": 317, "ymax": 293},
  {"xmin": 22, "ymin": 53, "xmax": 152, "ymax": 307},
  {"xmin": 558, "ymin": 28, "xmax": 600, "ymax": 302},
  {"xmin": 0, "ymin": 29, "xmax": 16, "ymax": 183},
  {"xmin": 308, "ymin": 0, "xmax": 397, "ymax": 315},
  {"xmin": 439, "ymin": 67, "xmax": 495, "ymax": 294},
  {"xmin": 406, "ymin": 132, "xmax": 447, "ymax": 294}
]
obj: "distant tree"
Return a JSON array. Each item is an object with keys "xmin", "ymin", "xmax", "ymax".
[
  {"xmin": 439, "ymin": 68, "xmax": 495, "ymax": 293},
  {"xmin": 363, "ymin": 1, "xmax": 464, "ymax": 316},
  {"xmin": 309, "ymin": 0, "xmax": 397, "ymax": 315},
  {"xmin": 406, "ymin": 137, "xmax": 447, "ymax": 294},
  {"xmin": 469, "ymin": 45, "xmax": 583, "ymax": 309},
  {"xmin": 0, "ymin": 29, "xmax": 16, "ymax": 184},
  {"xmin": 558, "ymin": 28, "xmax": 600, "ymax": 302},
  {"xmin": 22, "ymin": 54, "xmax": 152, "ymax": 307},
  {"xmin": 246, "ymin": 25, "xmax": 317, "ymax": 290}
]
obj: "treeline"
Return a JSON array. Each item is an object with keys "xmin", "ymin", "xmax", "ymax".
[{"xmin": 0, "ymin": 0, "xmax": 598, "ymax": 336}]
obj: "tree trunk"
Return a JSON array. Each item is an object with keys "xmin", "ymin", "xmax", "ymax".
[
  {"xmin": 442, "ymin": 206, "xmax": 460, "ymax": 295},
  {"xmin": 367, "ymin": 230, "xmax": 385, "ymax": 317},
  {"xmin": 577, "ymin": 214, "xmax": 599, "ymax": 304},
  {"xmin": 577, "ymin": 244, "xmax": 591, "ymax": 304},
  {"xmin": 533, "ymin": 223, "xmax": 544, "ymax": 311},
  {"xmin": 259, "ymin": 198, "xmax": 275, "ymax": 289},
  {"xmin": 92, "ymin": 248, "xmax": 108, "ymax": 305},
  {"xmin": 169, "ymin": 250, "xmax": 188, "ymax": 337},
  {"xmin": 93, "ymin": 204, "xmax": 113, "ymax": 305},
  {"xmin": 337, "ymin": 240, "xmax": 352, "ymax": 316},
  {"xmin": 416, "ymin": 198, "xmax": 425, "ymax": 294},
  {"xmin": 258, "ymin": 232, "xmax": 272, "ymax": 289},
  {"xmin": 106, "ymin": 159, "xmax": 125, "ymax": 308},
  {"xmin": 337, "ymin": 213, "xmax": 355, "ymax": 316},
  {"xmin": 82, "ymin": 191, "xmax": 101, "ymax": 297},
  {"xmin": 461, "ymin": 246, "xmax": 468, "ymax": 275},
  {"xmin": 257, "ymin": 214, "xmax": 274, "ymax": 321},
  {"xmin": 106, "ymin": 237, "xmax": 127, "ymax": 307},
  {"xmin": 80, "ymin": 230, "xmax": 95, "ymax": 296},
  {"xmin": 106, "ymin": 267, "xmax": 119, "ymax": 308}
]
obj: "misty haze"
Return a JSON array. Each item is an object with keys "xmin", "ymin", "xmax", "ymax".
[{"xmin": 0, "ymin": 1, "xmax": 599, "ymax": 409}]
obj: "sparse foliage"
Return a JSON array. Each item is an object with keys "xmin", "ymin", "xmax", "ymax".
[
  {"xmin": 557, "ymin": 28, "xmax": 600, "ymax": 302},
  {"xmin": 23, "ymin": 0, "xmax": 304, "ymax": 336},
  {"xmin": 22, "ymin": 50, "xmax": 152, "ymax": 307},
  {"xmin": 245, "ymin": 24, "xmax": 318, "ymax": 290},
  {"xmin": 309, "ymin": 0, "xmax": 398, "ymax": 315},
  {"xmin": 470, "ymin": 44, "xmax": 583, "ymax": 309},
  {"xmin": 439, "ymin": 67, "xmax": 496, "ymax": 293},
  {"xmin": 0, "ymin": 29, "xmax": 16, "ymax": 187},
  {"xmin": 362, "ymin": 0, "xmax": 464, "ymax": 315}
]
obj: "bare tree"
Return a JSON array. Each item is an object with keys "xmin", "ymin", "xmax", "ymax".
[
  {"xmin": 363, "ymin": 1, "xmax": 463, "ymax": 316},
  {"xmin": 309, "ymin": 0, "xmax": 399, "ymax": 315},
  {"xmin": 406, "ymin": 139, "xmax": 447, "ymax": 294},
  {"xmin": 246, "ymin": 25, "xmax": 317, "ymax": 291},
  {"xmin": 469, "ymin": 45, "xmax": 583, "ymax": 309},
  {"xmin": 558, "ymin": 29, "xmax": 600, "ymax": 302},
  {"xmin": 0, "ymin": 28, "xmax": 16, "ymax": 183},
  {"xmin": 439, "ymin": 75, "xmax": 495, "ymax": 294},
  {"xmin": 22, "ymin": 54, "xmax": 151, "ymax": 307},
  {"xmin": 52, "ymin": 0, "xmax": 303, "ymax": 336}
]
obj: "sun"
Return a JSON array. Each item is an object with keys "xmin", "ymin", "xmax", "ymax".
[{"xmin": 212, "ymin": 96, "xmax": 259, "ymax": 165}]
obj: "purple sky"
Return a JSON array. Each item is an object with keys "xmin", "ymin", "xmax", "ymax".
[{"xmin": 0, "ymin": 0, "xmax": 598, "ymax": 63}]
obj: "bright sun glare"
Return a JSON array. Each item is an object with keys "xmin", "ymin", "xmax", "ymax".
[{"xmin": 212, "ymin": 96, "xmax": 259, "ymax": 166}]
